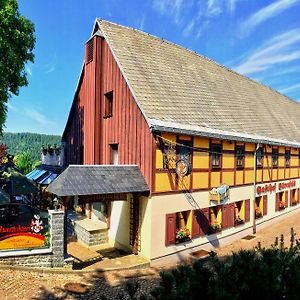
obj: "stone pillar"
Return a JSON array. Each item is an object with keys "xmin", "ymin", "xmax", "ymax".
[{"xmin": 49, "ymin": 210, "xmax": 65, "ymax": 267}]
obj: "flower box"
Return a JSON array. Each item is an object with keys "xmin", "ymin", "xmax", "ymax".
[
  {"xmin": 176, "ymin": 228, "xmax": 191, "ymax": 243},
  {"xmin": 208, "ymin": 223, "xmax": 222, "ymax": 234}
]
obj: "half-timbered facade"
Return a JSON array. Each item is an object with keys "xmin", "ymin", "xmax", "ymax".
[{"xmin": 56, "ymin": 19, "xmax": 300, "ymax": 265}]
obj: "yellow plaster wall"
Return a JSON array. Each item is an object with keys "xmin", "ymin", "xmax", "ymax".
[
  {"xmin": 291, "ymin": 157, "xmax": 298, "ymax": 167},
  {"xmin": 155, "ymin": 173, "xmax": 172, "ymax": 192},
  {"xmin": 178, "ymin": 134, "xmax": 191, "ymax": 141},
  {"xmin": 156, "ymin": 149, "xmax": 163, "ymax": 169},
  {"xmin": 245, "ymin": 143, "xmax": 255, "ymax": 151},
  {"xmin": 285, "ymin": 169, "xmax": 290, "ymax": 179},
  {"xmin": 291, "ymin": 168, "xmax": 298, "ymax": 178},
  {"xmin": 223, "ymin": 141, "xmax": 234, "ymax": 150},
  {"xmin": 257, "ymin": 169, "xmax": 263, "ymax": 183},
  {"xmin": 162, "ymin": 132, "xmax": 176, "ymax": 143},
  {"xmin": 263, "ymin": 169, "xmax": 272, "ymax": 181},
  {"xmin": 236, "ymin": 170, "xmax": 243, "ymax": 185},
  {"xmin": 194, "ymin": 136, "xmax": 209, "ymax": 148},
  {"xmin": 193, "ymin": 152, "xmax": 209, "ymax": 168},
  {"xmin": 279, "ymin": 146, "xmax": 285, "ymax": 154},
  {"xmin": 291, "ymin": 148, "xmax": 298, "ymax": 155},
  {"xmin": 278, "ymin": 169, "xmax": 284, "ymax": 180},
  {"xmin": 245, "ymin": 170, "xmax": 253, "ymax": 184},
  {"xmin": 222, "ymin": 154, "xmax": 234, "ymax": 168},
  {"xmin": 178, "ymin": 175, "xmax": 191, "ymax": 190},
  {"xmin": 139, "ymin": 196, "xmax": 151, "ymax": 259},
  {"xmin": 193, "ymin": 172, "xmax": 209, "ymax": 189},
  {"xmin": 278, "ymin": 156, "xmax": 284, "ymax": 167},
  {"xmin": 222, "ymin": 172, "xmax": 234, "ymax": 186},
  {"xmin": 211, "ymin": 172, "xmax": 221, "ymax": 187},
  {"xmin": 272, "ymin": 169, "xmax": 278, "ymax": 181},
  {"xmin": 245, "ymin": 155, "xmax": 254, "ymax": 168}
]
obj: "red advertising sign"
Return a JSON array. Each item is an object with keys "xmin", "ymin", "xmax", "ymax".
[
  {"xmin": 256, "ymin": 180, "xmax": 297, "ymax": 195},
  {"xmin": 0, "ymin": 204, "xmax": 49, "ymax": 251}
]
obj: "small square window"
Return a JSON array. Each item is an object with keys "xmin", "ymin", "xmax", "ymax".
[
  {"xmin": 235, "ymin": 146, "xmax": 244, "ymax": 168},
  {"xmin": 211, "ymin": 144, "xmax": 221, "ymax": 168},
  {"xmin": 285, "ymin": 150, "xmax": 290, "ymax": 167},
  {"xmin": 272, "ymin": 149, "xmax": 278, "ymax": 167},
  {"xmin": 256, "ymin": 148, "xmax": 263, "ymax": 167},
  {"xmin": 104, "ymin": 91, "xmax": 113, "ymax": 118},
  {"xmin": 110, "ymin": 144, "xmax": 118, "ymax": 165}
]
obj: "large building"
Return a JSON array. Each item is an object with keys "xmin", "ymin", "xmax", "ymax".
[{"xmin": 48, "ymin": 20, "xmax": 300, "ymax": 265}]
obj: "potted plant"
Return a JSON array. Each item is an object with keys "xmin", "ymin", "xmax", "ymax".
[
  {"xmin": 279, "ymin": 202, "xmax": 285, "ymax": 211},
  {"xmin": 208, "ymin": 222, "xmax": 221, "ymax": 234},
  {"xmin": 176, "ymin": 228, "xmax": 191, "ymax": 243},
  {"xmin": 255, "ymin": 207, "xmax": 263, "ymax": 218},
  {"xmin": 234, "ymin": 215, "xmax": 244, "ymax": 226}
]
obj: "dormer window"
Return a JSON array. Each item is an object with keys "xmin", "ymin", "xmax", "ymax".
[{"xmin": 104, "ymin": 91, "xmax": 113, "ymax": 118}]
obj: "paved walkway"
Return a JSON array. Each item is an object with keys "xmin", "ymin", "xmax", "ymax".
[{"xmin": 1, "ymin": 210, "xmax": 300, "ymax": 299}]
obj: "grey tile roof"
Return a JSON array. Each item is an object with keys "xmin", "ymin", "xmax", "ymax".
[
  {"xmin": 97, "ymin": 19, "xmax": 300, "ymax": 147},
  {"xmin": 46, "ymin": 165, "xmax": 149, "ymax": 197}
]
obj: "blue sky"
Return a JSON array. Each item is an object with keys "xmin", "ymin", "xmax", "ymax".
[{"xmin": 5, "ymin": 0, "xmax": 300, "ymax": 135}]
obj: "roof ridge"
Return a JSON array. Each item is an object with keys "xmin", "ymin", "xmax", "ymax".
[{"xmin": 97, "ymin": 19, "xmax": 300, "ymax": 106}]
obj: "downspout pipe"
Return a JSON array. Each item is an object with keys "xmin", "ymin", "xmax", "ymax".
[{"xmin": 253, "ymin": 143, "xmax": 260, "ymax": 234}]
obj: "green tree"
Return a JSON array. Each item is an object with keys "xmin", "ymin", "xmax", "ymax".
[
  {"xmin": 14, "ymin": 151, "xmax": 32, "ymax": 174},
  {"xmin": 0, "ymin": 0, "xmax": 35, "ymax": 134}
]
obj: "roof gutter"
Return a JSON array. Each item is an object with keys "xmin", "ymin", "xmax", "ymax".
[{"xmin": 150, "ymin": 124, "xmax": 300, "ymax": 148}]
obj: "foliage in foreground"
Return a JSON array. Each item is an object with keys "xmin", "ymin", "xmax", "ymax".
[
  {"xmin": 106, "ymin": 229, "xmax": 300, "ymax": 300},
  {"xmin": 152, "ymin": 229, "xmax": 300, "ymax": 300},
  {"xmin": 0, "ymin": 0, "xmax": 35, "ymax": 134}
]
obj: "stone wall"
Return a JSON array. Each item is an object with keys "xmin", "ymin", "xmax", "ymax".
[
  {"xmin": 75, "ymin": 222, "xmax": 108, "ymax": 246},
  {"xmin": 0, "ymin": 210, "xmax": 69, "ymax": 268}
]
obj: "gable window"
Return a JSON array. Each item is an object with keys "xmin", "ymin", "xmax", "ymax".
[
  {"xmin": 85, "ymin": 39, "xmax": 94, "ymax": 64},
  {"xmin": 104, "ymin": 91, "xmax": 113, "ymax": 118},
  {"xmin": 285, "ymin": 150, "xmax": 291, "ymax": 167},
  {"xmin": 256, "ymin": 148, "xmax": 263, "ymax": 167},
  {"xmin": 235, "ymin": 146, "xmax": 244, "ymax": 168},
  {"xmin": 272, "ymin": 148, "xmax": 278, "ymax": 167},
  {"xmin": 211, "ymin": 144, "xmax": 221, "ymax": 168},
  {"xmin": 110, "ymin": 144, "xmax": 118, "ymax": 165}
]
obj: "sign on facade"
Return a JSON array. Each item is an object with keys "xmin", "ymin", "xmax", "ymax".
[{"xmin": 0, "ymin": 205, "xmax": 50, "ymax": 251}]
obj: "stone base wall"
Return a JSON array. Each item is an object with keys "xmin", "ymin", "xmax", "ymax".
[
  {"xmin": 0, "ymin": 252, "xmax": 55, "ymax": 268},
  {"xmin": 0, "ymin": 210, "xmax": 69, "ymax": 268},
  {"xmin": 75, "ymin": 223, "xmax": 108, "ymax": 246}
]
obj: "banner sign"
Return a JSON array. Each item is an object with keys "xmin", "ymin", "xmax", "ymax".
[
  {"xmin": 0, "ymin": 205, "xmax": 50, "ymax": 251},
  {"xmin": 256, "ymin": 179, "xmax": 296, "ymax": 196}
]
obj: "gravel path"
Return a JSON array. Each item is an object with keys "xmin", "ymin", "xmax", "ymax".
[{"xmin": 1, "ymin": 209, "xmax": 300, "ymax": 299}]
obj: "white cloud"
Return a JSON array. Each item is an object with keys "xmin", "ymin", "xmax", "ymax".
[
  {"xmin": 240, "ymin": 0, "xmax": 300, "ymax": 35},
  {"xmin": 279, "ymin": 82, "xmax": 300, "ymax": 93},
  {"xmin": 26, "ymin": 66, "xmax": 32, "ymax": 76},
  {"xmin": 152, "ymin": 0, "xmax": 184, "ymax": 25},
  {"xmin": 139, "ymin": 15, "xmax": 146, "ymax": 31},
  {"xmin": 272, "ymin": 66, "xmax": 300, "ymax": 76},
  {"xmin": 231, "ymin": 28, "xmax": 300, "ymax": 75},
  {"xmin": 6, "ymin": 102, "xmax": 17, "ymax": 112},
  {"xmin": 45, "ymin": 65, "xmax": 55, "ymax": 73},
  {"xmin": 152, "ymin": 0, "xmax": 242, "ymax": 39},
  {"xmin": 24, "ymin": 108, "xmax": 55, "ymax": 126},
  {"xmin": 183, "ymin": 20, "xmax": 195, "ymax": 37}
]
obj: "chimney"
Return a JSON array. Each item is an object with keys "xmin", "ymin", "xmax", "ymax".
[{"xmin": 41, "ymin": 145, "xmax": 63, "ymax": 166}]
